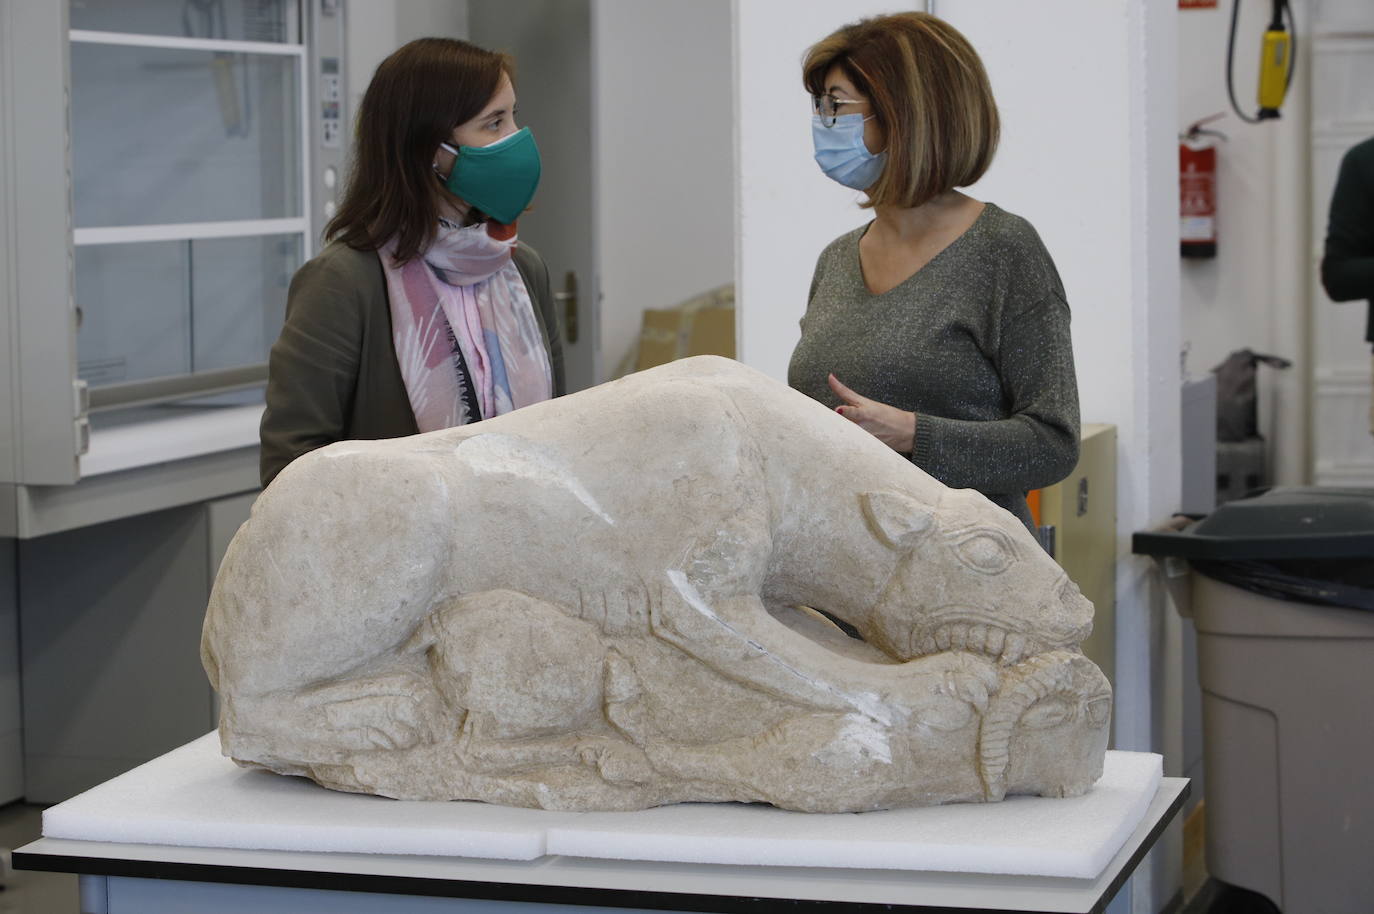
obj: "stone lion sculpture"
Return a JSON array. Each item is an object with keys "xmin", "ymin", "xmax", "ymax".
[{"xmin": 202, "ymin": 356, "xmax": 1110, "ymax": 812}]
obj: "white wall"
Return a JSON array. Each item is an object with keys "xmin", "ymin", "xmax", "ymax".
[
  {"xmin": 1175, "ymin": 2, "xmax": 1309, "ymax": 486},
  {"xmin": 736, "ymin": 3, "xmax": 1181, "ymax": 911},
  {"xmin": 344, "ymin": 1, "xmax": 470, "ymax": 115},
  {"xmin": 733, "ymin": 0, "xmax": 903, "ymax": 381},
  {"xmin": 592, "ymin": 0, "xmax": 736, "ymax": 380}
]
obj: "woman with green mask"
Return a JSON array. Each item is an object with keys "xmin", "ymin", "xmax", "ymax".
[{"xmin": 260, "ymin": 37, "xmax": 564, "ymax": 489}]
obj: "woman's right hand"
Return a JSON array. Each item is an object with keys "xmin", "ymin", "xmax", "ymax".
[{"xmin": 828, "ymin": 373, "xmax": 916, "ymax": 455}]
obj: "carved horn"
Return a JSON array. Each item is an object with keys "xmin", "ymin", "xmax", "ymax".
[{"xmin": 976, "ymin": 650, "xmax": 1103, "ymax": 801}]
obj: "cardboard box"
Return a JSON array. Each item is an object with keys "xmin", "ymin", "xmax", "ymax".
[
  {"xmin": 630, "ymin": 285, "xmax": 736, "ymax": 373},
  {"xmin": 1037, "ymin": 423, "xmax": 1118, "ymax": 694}
]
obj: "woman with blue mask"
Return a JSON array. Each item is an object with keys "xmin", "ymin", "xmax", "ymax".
[
  {"xmin": 787, "ymin": 13, "xmax": 1079, "ymax": 533},
  {"xmin": 260, "ymin": 37, "xmax": 563, "ymax": 489}
]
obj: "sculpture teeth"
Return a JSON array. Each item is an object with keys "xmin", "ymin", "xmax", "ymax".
[
  {"xmin": 985, "ymin": 626, "xmax": 1006, "ymax": 656},
  {"xmin": 914, "ymin": 622, "xmax": 1054, "ymax": 665}
]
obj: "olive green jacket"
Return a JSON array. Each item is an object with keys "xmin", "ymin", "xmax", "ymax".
[{"xmin": 260, "ymin": 241, "xmax": 565, "ymax": 488}]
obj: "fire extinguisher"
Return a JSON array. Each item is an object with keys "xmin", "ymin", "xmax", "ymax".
[{"xmin": 1180, "ymin": 115, "xmax": 1227, "ymax": 259}]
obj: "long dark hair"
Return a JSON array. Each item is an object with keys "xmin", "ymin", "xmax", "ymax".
[{"xmin": 326, "ymin": 38, "xmax": 511, "ymax": 263}]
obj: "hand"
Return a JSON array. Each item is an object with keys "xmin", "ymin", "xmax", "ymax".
[{"xmin": 828, "ymin": 374, "xmax": 916, "ymax": 455}]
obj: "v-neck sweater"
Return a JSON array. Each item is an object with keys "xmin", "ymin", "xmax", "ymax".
[{"xmin": 787, "ymin": 202, "xmax": 1080, "ymax": 530}]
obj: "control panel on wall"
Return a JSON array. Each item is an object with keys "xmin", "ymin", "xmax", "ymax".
[{"xmin": 312, "ymin": 0, "xmax": 346, "ymax": 235}]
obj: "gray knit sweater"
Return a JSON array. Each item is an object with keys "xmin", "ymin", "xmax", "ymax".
[{"xmin": 787, "ymin": 203, "xmax": 1080, "ymax": 529}]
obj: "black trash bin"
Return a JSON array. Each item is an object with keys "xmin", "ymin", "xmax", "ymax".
[{"xmin": 1133, "ymin": 487, "xmax": 1374, "ymax": 914}]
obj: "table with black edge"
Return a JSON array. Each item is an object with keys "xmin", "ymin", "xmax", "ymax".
[{"xmin": 15, "ymin": 778, "xmax": 1187, "ymax": 914}]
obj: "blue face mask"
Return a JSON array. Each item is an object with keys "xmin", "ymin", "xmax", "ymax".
[{"xmin": 812, "ymin": 113, "xmax": 886, "ymax": 191}]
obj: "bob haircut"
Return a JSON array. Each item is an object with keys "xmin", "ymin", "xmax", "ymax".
[
  {"xmin": 326, "ymin": 37, "xmax": 512, "ymax": 264},
  {"xmin": 803, "ymin": 12, "xmax": 999, "ymax": 210}
]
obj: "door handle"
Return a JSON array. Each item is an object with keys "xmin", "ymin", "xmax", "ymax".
[{"xmin": 553, "ymin": 270, "xmax": 578, "ymax": 344}]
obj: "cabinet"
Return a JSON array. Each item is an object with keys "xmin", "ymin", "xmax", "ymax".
[
  {"xmin": 1, "ymin": 0, "xmax": 344, "ymax": 521},
  {"xmin": 16, "ymin": 492, "xmax": 255, "ymax": 803},
  {"xmin": 1035, "ymin": 424, "xmax": 1118, "ymax": 692},
  {"xmin": 0, "ymin": 538, "xmax": 20, "ymax": 805},
  {"xmin": 0, "ymin": 0, "xmax": 346, "ymax": 800}
]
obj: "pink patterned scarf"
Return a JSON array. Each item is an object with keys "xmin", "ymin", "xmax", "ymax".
[{"xmin": 381, "ymin": 220, "xmax": 553, "ymax": 432}]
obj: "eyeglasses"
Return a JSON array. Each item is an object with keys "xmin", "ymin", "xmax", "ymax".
[{"xmin": 812, "ymin": 93, "xmax": 867, "ymax": 128}]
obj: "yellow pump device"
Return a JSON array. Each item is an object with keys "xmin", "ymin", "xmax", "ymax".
[
  {"xmin": 1257, "ymin": 6, "xmax": 1292, "ymax": 117},
  {"xmin": 1228, "ymin": 0, "xmax": 1294, "ymax": 123}
]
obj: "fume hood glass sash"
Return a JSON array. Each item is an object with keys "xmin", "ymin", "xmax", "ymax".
[
  {"xmin": 67, "ymin": 25, "xmax": 310, "ymax": 410},
  {"xmin": 69, "ymin": 0, "xmax": 302, "ymax": 44}
]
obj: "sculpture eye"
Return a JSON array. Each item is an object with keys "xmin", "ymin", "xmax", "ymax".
[
  {"xmin": 1021, "ymin": 698, "xmax": 1073, "ymax": 729},
  {"xmin": 952, "ymin": 531, "xmax": 1014, "ymax": 575}
]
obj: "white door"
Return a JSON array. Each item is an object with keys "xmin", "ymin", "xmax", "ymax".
[
  {"xmin": 1309, "ymin": 1, "xmax": 1374, "ymax": 485},
  {"xmin": 468, "ymin": 0, "xmax": 598, "ymax": 393}
]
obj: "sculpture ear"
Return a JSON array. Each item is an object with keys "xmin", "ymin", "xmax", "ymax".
[{"xmin": 861, "ymin": 491, "xmax": 935, "ymax": 550}]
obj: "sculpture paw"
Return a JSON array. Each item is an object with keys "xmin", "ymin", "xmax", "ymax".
[
  {"xmin": 577, "ymin": 739, "xmax": 655, "ymax": 785},
  {"xmin": 303, "ymin": 671, "xmax": 446, "ymax": 752},
  {"xmin": 933, "ymin": 658, "xmax": 997, "ymax": 714},
  {"xmin": 905, "ymin": 652, "xmax": 1001, "ymax": 732},
  {"xmin": 606, "ymin": 698, "xmax": 655, "ymax": 744},
  {"xmin": 604, "ymin": 651, "xmax": 655, "ymax": 745}
]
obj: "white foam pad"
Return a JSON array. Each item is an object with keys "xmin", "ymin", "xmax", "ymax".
[{"xmin": 44, "ymin": 733, "xmax": 1161, "ymax": 879}]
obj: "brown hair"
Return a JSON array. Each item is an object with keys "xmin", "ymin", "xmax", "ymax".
[
  {"xmin": 326, "ymin": 38, "xmax": 511, "ymax": 263},
  {"xmin": 802, "ymin": 12, "xmax": 999, "ymax": 209}
]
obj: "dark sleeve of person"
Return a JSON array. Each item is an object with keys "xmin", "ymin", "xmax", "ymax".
[
  {"xmin": 533, "ymin": 253, "xmax": 567, "ymax": 397},
  {"xmin": 514, "ymin": 244, "xmax": 566, "ymax": 396},
  {"xmin": 911, "ymin": 293, "xmax": 1081, "ymax": 494},
  {"xmin": 259, "ymin": 255, "xmax": 365, "ymax": 489},
  {"xmin": 1321, "ymin": 141, "xmax": 1374, "ymax": 304}
]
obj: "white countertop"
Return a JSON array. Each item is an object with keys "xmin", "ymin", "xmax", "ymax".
[
  {"xmin": 80, "ymin": 404, "xmax": 262, "ymax": 477},
  {"xmin": 41, "ymin": 733, "xmax": 1163, "ymax": 881}
]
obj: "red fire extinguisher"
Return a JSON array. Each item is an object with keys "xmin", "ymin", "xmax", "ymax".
[{"xmin": 1180, "ymin": 114, "xmax": 1226, "ymax": 259}]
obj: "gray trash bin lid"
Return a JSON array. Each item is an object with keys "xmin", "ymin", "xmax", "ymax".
[{"xmin": 1132, "ymin": 487, "xmax": 1374, "ymax": 561}]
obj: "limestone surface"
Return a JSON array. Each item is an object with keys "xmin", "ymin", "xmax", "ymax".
[{"xmin": 202, "ymin": 356, "xmax": 1110, "ymax": 812}]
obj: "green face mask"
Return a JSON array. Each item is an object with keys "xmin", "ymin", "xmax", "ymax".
[{"xmin": 437, "ymin": 127, "xmax": 542, "ymax": 226}]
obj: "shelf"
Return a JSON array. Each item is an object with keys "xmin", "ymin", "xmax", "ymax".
[
  {"xmin": 69, "ymin": 29, "xmax": 305, "ymax": 57},
  {"xmin": 74, "ymin": 219, "xmax": 308, "ymax": 246},
  {"xmin": 82, "ymin": 403, "xmax": 263, "ymax": 478}
]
